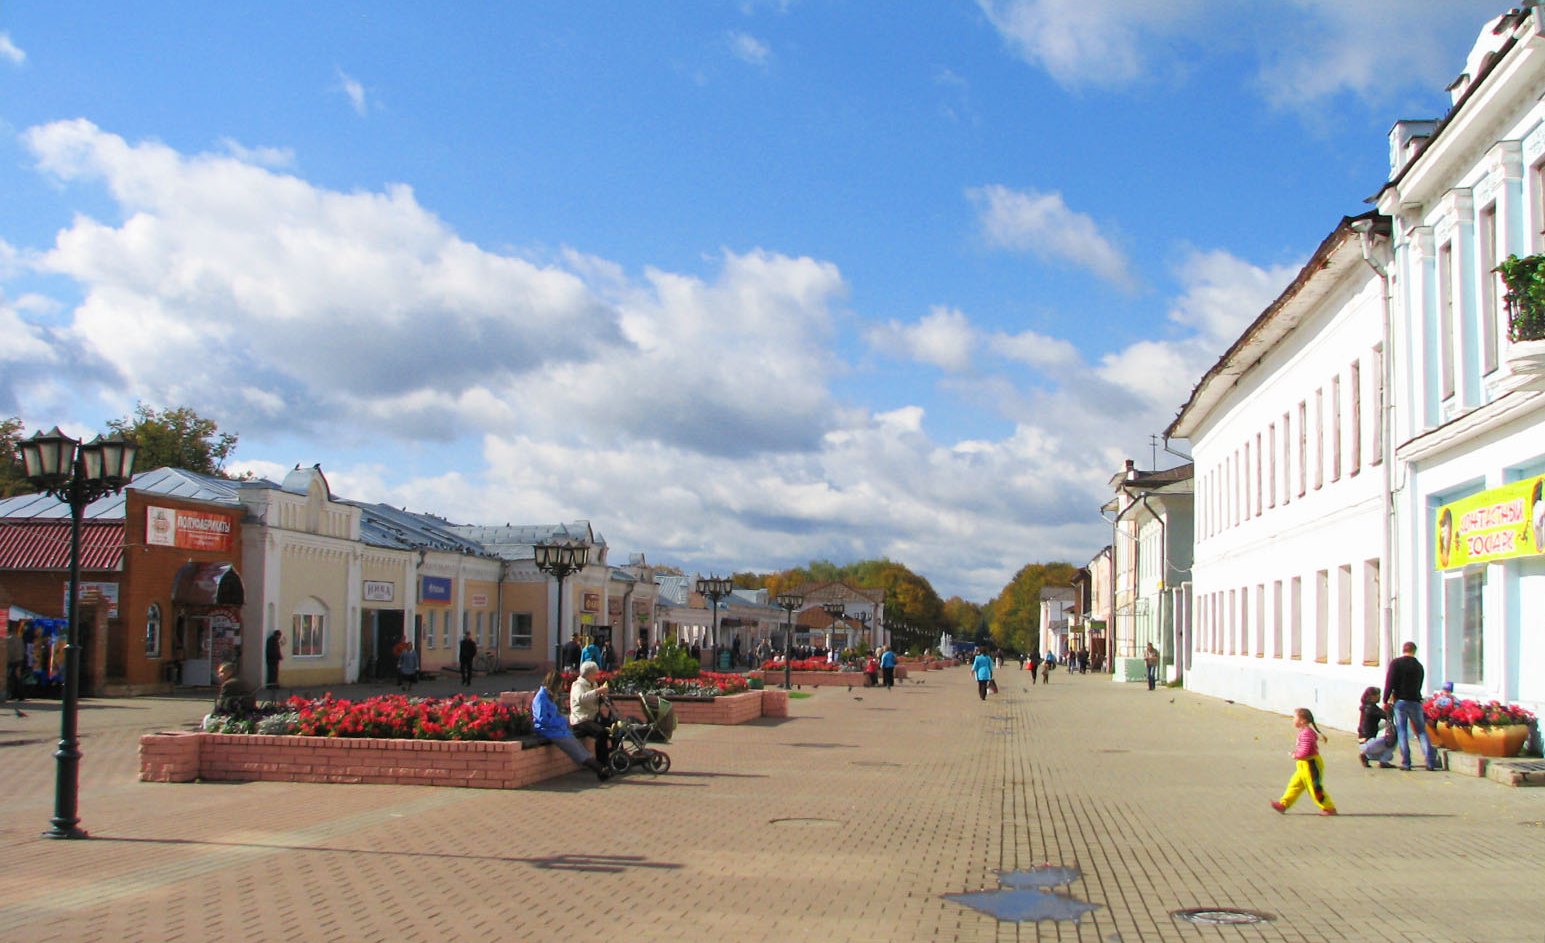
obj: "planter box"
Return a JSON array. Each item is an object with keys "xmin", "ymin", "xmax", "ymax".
[{"xmin": 139, "ymin": 731, "xmax": 589, "ymax": 789}]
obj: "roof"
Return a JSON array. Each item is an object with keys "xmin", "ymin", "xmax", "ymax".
[
  {"xmin": 1165, "ymin": 214, "xmax": 1385, "ymax": 440},
  {"xmin": 0, "ymin": 466, "xmax": 246, "ymax": 522},
  {"xmin": 0, "ymin": 519, "xmax": 125, "ymax": 571},
  {"xmin": 654, "ymin": 575, "xmax": 692, "ymax": 606},
  {"xmin": 450, "ymin": 521, "xmax": 601, "ymax": 562},
  {"xmin": 351, "ymin": 502, "xmax": 490, "ymax": 555}
]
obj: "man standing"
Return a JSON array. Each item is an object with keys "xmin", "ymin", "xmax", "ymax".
[
  {"xmin": 5, "ymin": 621, "xmax": 27, "ymax": 701},
  {"xmin": 459, "ymin": 630, "xmax": 477, "ymax": 687},
  {"xmin": 264, "ymin": 630, "xmax": 283, "ymax": 690},
  {"xmin": 1383, "ymin": 641, "xmax": 1440, "ymax": 771},
  {"xmin": 1144, "ymin": 643, "xmax": 1160, "ymax": 691},
  {"xmin": 879, "ymin": 645, "xmax": 898, "ymax": 689}
]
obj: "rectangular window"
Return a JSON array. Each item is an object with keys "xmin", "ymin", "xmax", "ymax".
[
  {"xmin": 1282, "ymin": 412, "xmax": 1292, "ymax": 505},
  {"xmin": 477, "ymin": 611, "xmax": 486, "ymax": 647},
  {"xmin": 1444, "ymin": 569, "xmax": 1485, "ymax": 685},
  {"xmin": 1314, "ymin": 569, "xmax": 1329, "ymax": 663},
  {"xmin": 1297, "ymin": 401, "xmax": 1308, "ymax": 497},
  {"xmin": 1314, "ymin": 388, "xmax": 1325, "ymax": 490},
  {"xmin": 1228, "ymin": 589, "xmax": 1237, "ymax": 655},
  {"xmin": 1439, "ymin": 242, "xmax": 1456, "ymax": 401},
  {"xmin": 442, "ymin": 612, "xmax": 451, "ymax": 649},
  {"xmin": 1268, "ymin": 424, "xmax": 1277, "ymax": 507},
  {"xmin": 292, "ymin": 613, "xmax": 325, "ymax": 657},
  {"xmin": 1337, "ymin": 564, "xmax": 1353, "ymax": 665},
  {"xmin": 1350, "ymin": 361, "xmax": 1362, "ymax": 476},
  {"xmin": 509, "ymin": 612, "xmax": 533, "ymax": 649},
  {"xmin": 1362, "ymin": 559, "xmax": 1381, "ymax": 666},
  {"xmin": 1243, "ymin": 441, "xmax": 1251, "ymax": 522},
  {"xmin": 1255, "ymin": 583, "xmax": 1265, "ymax": 657},
  {"xmin": 1239, "ymin": 585, "xmax": 1249, "ymax": 656},
  {"xmin": 1290, "ymin": 576, "xmax": 1303, "ymax": 660},
  {"xmin": 1272, "ymin": 580, "xmax": 1284, "ymax": 659},
  {"xmin": 1331, "ymin": 376, "xmax": 1342, "ymax": 482},
  {"xmin": 1480, "ymin": 203, "xmax": 1499, "ymax": 375},
  {"xmin": 144, "ymin": 605, "xmax": 162, "ymax": 657},
  {"xmin": 1370, "ymin": 346, "xmax": 1384, "ymax": 466},
  {"xmin": 426, "ymin": 619, "xmax": 436, "ymax": 649},
  {"xmin": 1254, "ymin": 433, "xmax": 1263, "ymax": 516}
]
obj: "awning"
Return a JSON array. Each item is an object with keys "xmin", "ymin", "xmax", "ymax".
[
  {"xmin": 173, "ymin": 562, "xmax": 245, "ymax": 606},
  {"xmin": 0, "ymin": 519, "xmax": 124, "ymax": 571}
]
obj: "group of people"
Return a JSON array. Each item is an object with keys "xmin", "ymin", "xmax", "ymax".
[
  {"xmin": 1271, "ymin": 642, "xmax": 1444, "ymax": 817},
  {"xmin": 532, "ymin": 661, "xmax": 615, "ymax": 782},
  {"xmin": 561, "ymin": 636, "xmax": 616, "ymax": 672},
  {"xmin": 860, "ymin": 647, "xmax": 899, "ymax": 688}
]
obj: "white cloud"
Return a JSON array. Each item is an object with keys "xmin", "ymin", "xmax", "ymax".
[
  {"xmin": 1166, "ymin": 247, "xmax": 1299, "ymax": 346},
  {"xmin": 969, "ymin": 184, "xmax": 1135, "ymax": 290},
  {"xmin": 728, "ymin": 32, "xmax": 771, "ymax": 66},
  {"xmin": 336, "ymin": 67, "xmax": 369, "ymax": 116},
  {"xmin": 0, "ymin": 32, "xmax": 24, "ymax": 66},
  {"xmin": 975, "ymin": 0, "xmax": 1204, "ymax": 88},
  {"xmin": 219, "ymin": 138, "xmax": 296, "ymax": 169},
  {"xmin": 990, "ymin": 329, "xmax": 1079, "ymax": 370},
  {"xmin": 867, "ymin": 305, "xmax": 977, "ymax": 373}
]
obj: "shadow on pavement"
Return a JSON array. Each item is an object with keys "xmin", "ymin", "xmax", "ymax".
[{"xmin": 89, "ymin": 836, "xmax": 683, "ymax": 872}]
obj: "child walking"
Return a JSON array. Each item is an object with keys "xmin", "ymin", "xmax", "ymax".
[{"xmin": 1271, "ymin": 707, "xmax": 1337, "ymax": 816}]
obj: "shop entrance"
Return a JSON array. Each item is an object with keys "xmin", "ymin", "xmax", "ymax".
[
  {"xmin": 181, "ymin": 616, "xmax": 213, "ymax": 686},
  {"xmin": 361, "ymin": 609, "xmax": 405, "ymax": 680}
]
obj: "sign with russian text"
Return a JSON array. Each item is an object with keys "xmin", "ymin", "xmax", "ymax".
[
  {"xmin": 420, "ymin": 576, "xmax": 453, "ymax": 603},
  {"xmin": 363, "ymin": 580, "xmax": 394, "ymax": 602},
  {"xmin": 1435, "ymin": 475, "xmax": 1545, "ymax": 570},
  {"xmin": 64, "ymin": 581, "xmax": 120, "ymax": 619},
  {"xmin": 146, "ymin": 505, "xmax": 234, "ymax": 552}
]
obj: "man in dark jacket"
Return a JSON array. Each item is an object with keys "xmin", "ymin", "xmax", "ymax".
[
  {"xmin": 459, "ymin": 631, "xmax": 478, "ymax": 687},
  {"xmin": 1382, "ymin": 642, "xmax": 1439, "ymax": 771}
]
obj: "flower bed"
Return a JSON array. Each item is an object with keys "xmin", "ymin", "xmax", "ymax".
[
  {"xmin": 1423, "ymin": 693, "xmax": 1537, "ymax": 758},
  {"xmin": 760, "ymin": 658, "xmax": 840, "ymax": 672},
  {"xmin": 200, "ymin": 693, "xmax": 531, "ymax": 740},
  {"xmin": 560, "ymin": 669, "xmax": 750, "ymax": 697},
  {"xmin": 140, "ymin": 729, "xmax": 586, "ymax": 789},
  {"xmin": 748, "ymin": 667, "xmax": 907, "ymax": 688},
  {"xmin": 499, "ymin": 687, "xmax": 787, "ymax": 724}
]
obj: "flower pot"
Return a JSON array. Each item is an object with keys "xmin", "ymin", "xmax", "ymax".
[
  {"xmin": 1449, "ymin": 724, "xmax": 1530, "ymax": 758},
  {"xmin": 1426, "ymin": 723, "xmax": 1458, "ymax": 750}
]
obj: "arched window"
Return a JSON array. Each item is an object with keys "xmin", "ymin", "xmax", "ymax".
[
  {"xmin": 145, "ymin": 603, "xmax": 162, "ymax": 657},
  {"xmin": 292, "ymin": 597, "xmax": 328, "ymax": 657}
]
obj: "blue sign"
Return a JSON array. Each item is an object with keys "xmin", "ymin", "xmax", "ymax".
[{"xmin": 420, "ymin": 576, "xmax": 452, "ymax": 603}]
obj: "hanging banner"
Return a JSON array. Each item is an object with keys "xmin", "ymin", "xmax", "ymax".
[
  {"xmin": 146, "ymin": 506, "xmax": 235, "ymax": 552},
  {"xmin": 1435, "ymin": 475, "xmax": 1545, "ymax": 570}
]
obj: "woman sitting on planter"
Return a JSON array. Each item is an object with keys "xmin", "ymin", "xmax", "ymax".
[
  {"xmin": 533, "ymin": 670, "xmax": 610, "ymax": 782},
  {"xmin": 568, "ymin": 662, "xmax": 616, "ymax": 779}
]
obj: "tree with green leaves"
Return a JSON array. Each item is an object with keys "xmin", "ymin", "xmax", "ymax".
[
  {"xmin": 0, "ymin": 416, "xmax": 34, "ymax": 497},
  {"xmin": 106, "ymin": 403, "xmax": 240, "ymax": 478},
  {"xmin": 986, "ymin": 561, "xmax": 1078, "ymax": 653}
]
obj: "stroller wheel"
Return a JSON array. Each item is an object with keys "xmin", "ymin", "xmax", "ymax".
[
  {"xmin": 647, "ymin": 751, "xmax": 671, "ymax": 774},
  {"xmin": 608, "ymin": 749, "xmax": 632, "ymax": 774}
]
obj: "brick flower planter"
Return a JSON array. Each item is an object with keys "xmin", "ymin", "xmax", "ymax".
[
  {"xmin": 498, "ymin": 688, "xmax": 785, "ymax": 723},
  {"xmin": 139, "ymin": 730, "xmax": 589, "ymax": 789},
  {"xmin": 748, "ymin": 667, "xmax": 907, "ymax": 688}
]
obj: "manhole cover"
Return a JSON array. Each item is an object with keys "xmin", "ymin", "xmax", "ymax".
[
  {"xmin": 1173, "ymin": 908, "xmax": 1273, "ymax": 926},
  {"xmin": 769, "ymin": 817, "xmax": 841, "ymax": 827}
]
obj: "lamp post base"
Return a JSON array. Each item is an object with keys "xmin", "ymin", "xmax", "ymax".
[{"xmin": 42, "ymin": 824, "xmax": 89, "ymax": 840}]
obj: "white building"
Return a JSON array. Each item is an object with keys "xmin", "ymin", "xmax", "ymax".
[
  {"xmin": 1103, "ymin": 462, "xmax": 1194, "ymax": 684},
  {"xmin": 1376, "ymin": 10, "xmax": 1545, "ymax": 721},
  {"xmin": 1167, "ymin": 217, "xmax": 1391, "ymax": 725}
]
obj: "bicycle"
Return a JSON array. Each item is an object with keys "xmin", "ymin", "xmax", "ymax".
[{"xmin": 472, "ymin": 650, "xmax": 499, "ymax": 674}]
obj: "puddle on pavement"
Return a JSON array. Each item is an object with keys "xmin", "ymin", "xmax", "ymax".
[{"xmin": 943, "ymin": 865, "xmax": 1100, "ymax": 924}]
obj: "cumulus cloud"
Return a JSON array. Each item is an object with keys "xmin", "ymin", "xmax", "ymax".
[
  {"xmin": 0, "ymin": 32, "xmax": 24, "ymax": 66},
  {"xmin": 976, "ymin": 0, "xmax": 1498, "ymax": 108},
  {"xmin": 728, "ymin": 32, "xmax": 771, "ymax": 66},
  {"xmin": 867, "ymin": 305, "xmax": 977, "ymax": 373},
  {"xmin": 969, "ymin": 184, "xmax": 1135, "ymax": 290},
  {"xmin": 336, "ymin": 67, "xmax": 369, "ymax": 115}
]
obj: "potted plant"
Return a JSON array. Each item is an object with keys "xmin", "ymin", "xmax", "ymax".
[
  {"xmin": 1496, "ymin": 253, "xmax": 1545, "ymax": 342},
  {"xmin": 1424, "ymin": 692, "xmax": 1536, "ymax": 757}
]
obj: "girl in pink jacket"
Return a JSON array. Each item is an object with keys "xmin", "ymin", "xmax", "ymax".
[{"xmin": 1270, "ymin": 708, "xmax": 1337, "ymax": 816}]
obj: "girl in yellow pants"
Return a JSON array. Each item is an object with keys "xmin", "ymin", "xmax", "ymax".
[{"xmin": 1271, "ymin": 707, "xmax": 1337, "ymax": 815}]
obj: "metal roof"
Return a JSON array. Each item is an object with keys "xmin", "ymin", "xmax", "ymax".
[
  {"xmin": 0, "ymin": 466, "xmax": 246, "ymax": 522},
  {"xmin": 0, "ymin": 519, "xmax": 125, "ymax": 571},
  {"xmin": 350, "ymin": 502, "xmax": 491, "ymax": 555},
  {"xmin": 450, "ymin": 521, "xmax": 601, "ymax": 562}
]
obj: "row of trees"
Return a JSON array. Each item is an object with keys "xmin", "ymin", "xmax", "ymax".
[{"xmin": 0, "ymin": 404, "xmax": 241, "ymax": 498}]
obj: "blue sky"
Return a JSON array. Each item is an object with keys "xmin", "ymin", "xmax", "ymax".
[{"xmin": 0, "ymin": 2, "xmax": 1505, "ymax": 601}]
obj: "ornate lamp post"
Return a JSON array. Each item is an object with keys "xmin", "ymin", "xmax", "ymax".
[
  {"xmin": 695, "ymin": 575, "xmax": 733, "ymax": 654},
  {"xmin": 19, "ymin": 428, "xmax": 137, "ymax": 840},
  {"xmin": 534, "ymin": 540, "xmax": 590, "ymax": 671},
  {"xmin": 852, "ymin": 611, "xmax": 870, "ymax": 650},
  {"xmin": 821, "ymin": 600, "xmax": 845, "ymax": 652},
  {"xmin": 774, "ymin": 592, "xmax": 803, "ymax": 690}
]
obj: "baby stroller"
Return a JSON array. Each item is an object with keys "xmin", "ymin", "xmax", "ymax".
[{"xmin": 601, "ymin": 694, "xmax": 675, "ymax": 775}]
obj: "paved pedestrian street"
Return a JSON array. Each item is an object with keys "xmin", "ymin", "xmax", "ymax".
[{"xmin": 0, "ymin": 668, "xmax": 1541, "ymax": 942}]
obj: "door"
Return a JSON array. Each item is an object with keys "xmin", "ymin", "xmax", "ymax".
[
  {"xmin": 373, "ymin": 611, "xmax": 405, "ymax": 680},
  {"xmin": 181, "ymin": 616, "xmax": 213, "ymax": 686}
]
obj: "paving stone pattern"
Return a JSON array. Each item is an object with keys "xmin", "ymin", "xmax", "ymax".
[{"xmin": 0, "ymin": 668, "xmax": 1541, "ymax": 942}]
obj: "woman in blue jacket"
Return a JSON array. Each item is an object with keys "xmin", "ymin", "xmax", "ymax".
[
  {"xmin": 972, "ymin": 649, "xmax": 995, "ymax": 701},
  {"xmin": 532, "ymin": 671, "xmax": 610, "ymax": 781}
]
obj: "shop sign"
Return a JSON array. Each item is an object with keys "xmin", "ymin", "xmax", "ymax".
[
  {"xmin": 363, "ymin": 580, "xmax": 394, "ymax": 602},
  {"xmin": 420, "ymin": 576, "xmax": 453, "ymax": 604},
  {"xmin": 583, "ymin": 592, "xmax": 601, "ymax": 612},
  {"xmin": 470, "ymin": 592, "xmax": 489, "ymax": 608},
  {"xmin": 146, "ymin": 505, "xmax": 234, "ymax": 552},
  {"xmin": 64, "ymin": 581, "xmax": 120, "ymax": 619},
  {"xmin": 1435, "ymin": 475, "xmax": 1545, "ymax": 570}
]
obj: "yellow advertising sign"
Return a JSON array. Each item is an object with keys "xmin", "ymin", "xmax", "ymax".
[{"xmin": 1435, "ymin": 475, "xmax": 1545, "ymax": 570}]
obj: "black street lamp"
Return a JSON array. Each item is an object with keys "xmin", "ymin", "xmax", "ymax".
[
  {"xmin": 774, "ymin": 592, "xmax": 803, "ymax": 690},
  {"xmin": 695, "ymin": 575, "xmax": 732, "ymax": 653},
  {"xmin": 821, "ymin": 600, "xmax": 845, "ymax": 652},
  {"xmin": 852, "ymin": 611, "xmax": 870, "ymax": 649},
  {"xmin": 534, "ymin": 540, "xmax": 590, "ymax": 672},
  {"xmin": 19, "ymin": 427, "xmax": 137, "ymax": 840}
]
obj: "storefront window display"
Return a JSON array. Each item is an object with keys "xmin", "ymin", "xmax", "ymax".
[
  {"xmin": 293, "ymin": 599, "xmax": 326, "ymax": 657},
  {"xmin": 145, "ymin": 603, "xmax": 161, "ymax": 657}
]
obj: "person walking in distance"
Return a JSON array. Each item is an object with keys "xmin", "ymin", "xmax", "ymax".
[
  {"xmin": 972, "ymin": 648, "xmax": 995, "ymax": 701},
  {"xmin": 1144, "ymin": 643, "xmax": 1160, "ymax": 691},
  {"xmin": 1271, "ymin": 708, "xmax": 1337, "ymax": 816},
  {"xmin": 459, "ymin": 630, "xmax": 477, "ymax": 687},
  {"xmin": 879, "ymin": 645, "xmax": 898, "ymax": 689},
  {"xmin": 1382, "ymin": 642, "xmax": 1440, "ymax": 772},
  {"xmin": 265, "ymin": 630, "xmax": 283, "ymax": 690}
]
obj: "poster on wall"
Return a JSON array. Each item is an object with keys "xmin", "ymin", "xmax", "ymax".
[
  {"xmin": 364, "ymin": 580, "xmax": 394, "ymax": 602},
  {"xmin": 146, "ymin": 506, "xmax": 234, "ymax": 553},
  {"xmin": 420, "ymin": 576, "xmax": 453, "ymax": 604},
  {"xmin": 1434, "ymin": 474, "xmax": 1545, "ymax": 570},
  {"xmin": 63, "ymin": 581, "xmax": 120, "ymax": 619}
]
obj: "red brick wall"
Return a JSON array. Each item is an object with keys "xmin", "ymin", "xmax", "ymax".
[{"xmin": 139, "ymin": 732, "xmax": 591, "ymax": 789}]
